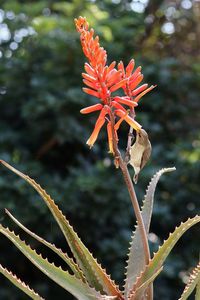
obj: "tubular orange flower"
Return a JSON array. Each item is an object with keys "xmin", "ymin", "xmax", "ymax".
[
  {"xmin": 75, "ymin": 16, "xmax": 155, "ymax": 152},
  {"xmin": 134, "ymin": 85, "xmax": 156, "ymax": 102},
  {"xmin": 107, "ymin": 122, "xmax": 114, "ymax": 154},
  {"xmin": 114, "ymin": 97, "xmax": 138, "ymax": 108},
  {"xmin": 114, "ymin": 110, "xmax": 129, "ymax": 131},
  {"xmin": 115, "ymin": 110, "xmax": 142, "ymax": 131},
  {"xmin": 86, "ymin": 107, "xmax": 109, "ymax": 148},
  {"xmin": 80, "ymin": 104, "xmax": 103, "ymax": 114},
  {"xmin": 132, "ymin": 83, "xmax": 148, "ymax": 96}
]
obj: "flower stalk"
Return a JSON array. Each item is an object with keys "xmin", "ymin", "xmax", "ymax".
[
  {"xmin": 75, "ymin": 16, "xmax": 155, "ymax": 299},
  {"xmin": 109, "ymin": 111, "xmax": 150, "ymax": 264}
]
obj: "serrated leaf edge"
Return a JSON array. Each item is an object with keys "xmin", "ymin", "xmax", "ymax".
[
  {"xmin": 0, "ymin": 264, "xmax": 44, "ymax": 300},
  {"xmin": 5, "ymin": 208, "xmax": 86, "ymax": 282},
  {"xmin": 128, "ymin": 266, "xmax": 163, "ymax": 299},
  {"xmin": 0, "ymin": 224, "xmax": 102, "ymax": 300},
  {"xmin": 179, "ymin": 261, "xmax": 200, "ymax": 300}
]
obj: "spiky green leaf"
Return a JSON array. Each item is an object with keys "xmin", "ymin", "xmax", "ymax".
[
  {"xmin": 125, "ymin": 167, "xmax": 175, "ymax": 296},
  {"xmin": 195, "ymin": 277, "xmax": 200, "ymax": 300},
  {"xmin": 129, "ymin": 266, "xmax": 163, "ymax": 299},
  {"xmin": 128, "ymin": 216, "xmax": 200, "ymax": 299},
  {"xmin": 0, "ymin": 264, "xmax": 44, "ymax": 300},
  {"xmin": 5, "ymin": 209, "xmax": 85, "ymax": 282},
  {"xmin": 0, "ymin": 225, "xmax": 101, "ymax": 300},
  {"xmin": 0, "ymin": 160, "xmax": 122, "ymax": 299},
  {"xmin": 179, "ymin": 261, "xmax": 200, "ymax": 300}
]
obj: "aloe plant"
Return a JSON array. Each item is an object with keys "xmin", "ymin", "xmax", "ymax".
[
  {"xmin": 179, "ymin": 262, "xmax": 200, "ymax": 300},
  {"xmin": 0, "ymin": 17, "xmax": 199, "ymax": 300}
]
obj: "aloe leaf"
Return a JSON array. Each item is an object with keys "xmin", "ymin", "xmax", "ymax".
[
  {"xmin": 0, "ymin": 225, "xmax": 101, "ymax": 300},
  {"xmin": 0, "ymin": 264, "xmax": 44, "ymax": 300},
  {"xmin": 195, "ymin": 277, "xmax": 200, "ymax": 300},
  {"xmin": 5, "ymin": 209, "xmax": 85, "ymax": 282},
  {"xmin": 124, "ymin": 167, "xmax": 175, "ymax": 296},
  {"xmin": 128, "ymin": 216, "xmax": 200, "ymax": 299},
  {"xmin": 130, "ymin": 266, "xmax": 163, "ymax": 299},
  {"xmin": 179, "ymin": 261, "xmax": 200, "ymax": 300},
  {"xmin": 0, "ymin": 160, "xmax": 122, "ymax": 299}
]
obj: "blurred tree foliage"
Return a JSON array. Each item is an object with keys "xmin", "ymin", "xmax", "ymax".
[{"xmin": 0, "ymin": 0, "xmax": 199, "ymax": 299}]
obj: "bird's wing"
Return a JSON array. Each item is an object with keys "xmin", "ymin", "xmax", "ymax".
[{"xmin": 140, "ymin": 145, "xmax": 152, "ymax": 171}]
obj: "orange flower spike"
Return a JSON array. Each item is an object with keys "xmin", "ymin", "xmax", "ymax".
[
  {"xmin": 134, "ymin": 85, "xmax": 156, "ymax": 102},
  {"xmin": 86, "ymin": 107, "xmax": 108, "ymax": 148},
  {"xmin": 76, "ymin": 16, "xmax": 156, "ymax": 150}
]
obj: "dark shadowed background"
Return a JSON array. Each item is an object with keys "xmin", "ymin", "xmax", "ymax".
[{"xmin": 0, "ymin": 0, "xmax": 199, "ymax": 299}]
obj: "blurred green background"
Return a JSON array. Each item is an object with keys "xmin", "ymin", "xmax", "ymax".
[{"xmin": 0, "ymin": 0, "xmax": 199, "ymax": 299}]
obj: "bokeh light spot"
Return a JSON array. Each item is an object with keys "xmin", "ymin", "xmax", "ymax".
[{"xmin": 161, "ymin": 22, "xmax": 175, "ymax": 34}]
